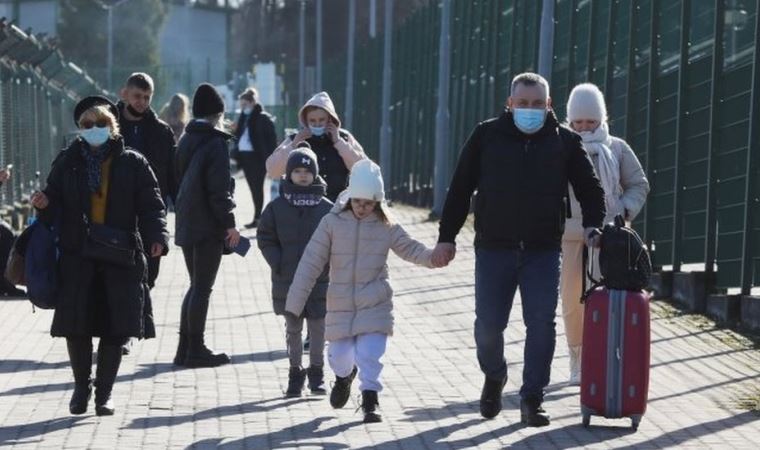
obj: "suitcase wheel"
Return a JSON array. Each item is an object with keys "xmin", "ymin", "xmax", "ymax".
[
  {"xmin": 631, "ymin": 415, "xmax": 641, "ymax": 431},
  {"xmin": 582, "ymin": 413, "xmax": 590, "ymax": 428}
]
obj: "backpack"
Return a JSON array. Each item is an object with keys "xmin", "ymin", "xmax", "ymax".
[
  {"xmin": 25, "ymin": 220, "xmax": 60, "ymax": 310},
  {"xmin": 582, "ymin": 215, "xmax": 652, "ymax": 298}
]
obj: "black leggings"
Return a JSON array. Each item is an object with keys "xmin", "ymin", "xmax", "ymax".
[{"xmin": 180, "ymin": 240, "xmax": 224, "ymax": 335}]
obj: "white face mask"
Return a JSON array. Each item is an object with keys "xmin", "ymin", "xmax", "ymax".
[{"xmin": 80, "ymin": 126, "xmax": 111, "ymax": 146}]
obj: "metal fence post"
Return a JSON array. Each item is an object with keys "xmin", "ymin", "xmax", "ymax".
[
  {"xmin": 345, "ymin": 0, "xmax": 356, "ymax": 130},
  {"xmin": 704, "ymin": 0, "xmax": 725, "ymax": 275},
  {"xmin": 433, "ymin": 0, "xmax": 452, "ymax": 217},
  {"xmin": 670, "ymin": 0, "xmax": 692, "ymax": 272},
  {"xmin": 379, "ymin": 0, "xmax": 394, "ymax": 192},
  {"xmin": 538, "ymin": 0, "xmax": 555, "ymax": 83},
  {"xmin": 740, "ymin": 0, "xmax": 760, "ymax": 294}
]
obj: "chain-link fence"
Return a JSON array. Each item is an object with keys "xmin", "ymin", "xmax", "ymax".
[
  {"xmin": 0, "ymin": 21, "xmax": 105, "ymax": 227},
  {"xmin": 319, "ymin": 0, "xmax": 760, "ymax": 294}
]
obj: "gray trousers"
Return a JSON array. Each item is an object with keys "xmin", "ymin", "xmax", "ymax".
[{"xmin": 285, "ymin": 314, "xmax": 325, "ymax": 368}]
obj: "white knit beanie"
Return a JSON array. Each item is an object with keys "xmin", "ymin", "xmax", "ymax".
[
  {"xmin": 347, "ymin": 159, "xmax": 385, "ymax": 202},
  {"xmin": 566, "ymin": 83, "xmax": 607, "ymax": 123}
]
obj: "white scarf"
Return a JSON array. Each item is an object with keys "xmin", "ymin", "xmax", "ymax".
[{"xmin": 579, "ymin": 123, "xmax": 621, "ymax": 216}]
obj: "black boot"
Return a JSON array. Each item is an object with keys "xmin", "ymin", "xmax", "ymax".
[
  {"xmin": 66, "ymin": 338, "xmax": 93, "ymax": 415},
  {"xmin": 520, "ymin": 397, "xmax": 551, "ymax": 427},
  {"xmin": 307, "ymin": 365, "xmax": 326, "ymax": 395},
  {"xmin": 285, "ymin": 367, "xmax": 306, "ymax": 398},
  {"xmin": 184, "ymin": 334, "xmax": 230, "ymax": 368},
  {"xmin": 479, "ymin": 374, "xmax": 508, "ymax": 419},
  {"xmin": 94, "ymin": 341, "xmax": 123, "ymax": 416},
  {"xmin": 173, "ymin": 333, "xmax": 188, "ymax": 366},
  {"xmin": 330, "ymin": 366, "xmax": 357, "ymax": 409},
  {"xmin": 360, "ymin": 390, "xmax": 382, "ymax": 423}
]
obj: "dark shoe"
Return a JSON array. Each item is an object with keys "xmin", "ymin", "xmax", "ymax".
[
  {"xmin": 173, "ymin": 333, "xmax": 188, "ymax": 366},
  {"xmin": 185, "ymin": 335, "xmax": 230, "ymax": 368},
  {"xmin": 360, "ymin": 390, "xmax": 382, "ymax": 423},
  {"xmin": 330, "ymin": 366, "xmax": 357, "ymax": 409},
  {"xmin": 520, "ymin": 398, "xmax": 551, "ymax": 427},
  {"xmin": 479, "ymin": 374, "xmax": 507, "ymax": 419},
  {"xmin": 121, "ymin": 339, "xmax": 132, "ymax": 356},
  {"xmin": 95, "ymin": 395, "xmax": 115, "ymax": 416},
  {"xmin": 94, "ymin": 341, "xmax": 123, "ymax": 417},
  {"xmin": 69, "ymin": 381, "xmax": 92, "ymax": 415},
  {"xmin": 285, "ymin": 367, "xmax": 307, "ymax": 398},
  {"xmin": 244, "ymin": 219, "xmax": 259, "ymax": 229},
  {"xmin": 307, "ymin": 366, "xmax": 327, "ymax": 395}
]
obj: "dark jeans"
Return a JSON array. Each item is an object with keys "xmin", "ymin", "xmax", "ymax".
[
  {"xmin": 180, "ymin": 240, "xmax": 224, "ymax": 335},
  {"xmin": 474, "ymin": 248, "xmax": 561, "ymax": 402},
  {"xmin": 237, "ymin": 151, "xmax": 267, "ymax": 220}
]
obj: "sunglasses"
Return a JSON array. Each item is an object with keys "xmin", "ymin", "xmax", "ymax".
[{"xmin": 79, "ymin": 119, "xmax": 110, "ymax": 129}]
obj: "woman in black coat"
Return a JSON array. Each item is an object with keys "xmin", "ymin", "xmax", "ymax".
[
  {"xmin": 173, "ymin": 83, "xmax": 240, "ymax": 368},
  {"xmin": 31, "ymin": 96, "xmax": 168, "ymax": 416}
]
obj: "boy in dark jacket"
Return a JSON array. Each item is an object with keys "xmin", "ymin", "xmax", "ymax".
[{"xmin": 258, "ymin": 143, "xmax": 332, "ymax": 397}]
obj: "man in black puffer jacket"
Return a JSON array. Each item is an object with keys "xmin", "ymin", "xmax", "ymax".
[
  {"xmin": 433, "ymin": 73, "xmax": 606, "ymax": 427},
  {"xmin": 118, "ymin": 73, "xmax": 177, "ymax": 293}
]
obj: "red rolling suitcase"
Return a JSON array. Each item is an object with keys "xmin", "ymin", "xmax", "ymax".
[{"xmin": 580, "ymin": 288, "xmax": 650, "ymax": 430}]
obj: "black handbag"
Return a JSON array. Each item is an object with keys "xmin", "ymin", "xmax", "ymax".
[{"xmin": 82, "ymin": 222, "xmax": 137, "ymax": 267}]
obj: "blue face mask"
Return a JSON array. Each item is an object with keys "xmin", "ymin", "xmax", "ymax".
[
  {"xmin": 512, "ymin": 108, "xmax": 547, "ymax": 134},
  {"xmin": 243, "ymin": 107, "xmax": 253, "ymax": 115},
  {"xmin": 80, "ymin": 126, "xmax": 111, "ymax": 147},
  {"xmin": 309, "ymin": 126, "xmax": 326, "ymax": 137}
]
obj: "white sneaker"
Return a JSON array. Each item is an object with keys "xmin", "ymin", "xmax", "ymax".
[{"xmin": 568, "ymin": 345, "xmax": 582, "ymax": 385}]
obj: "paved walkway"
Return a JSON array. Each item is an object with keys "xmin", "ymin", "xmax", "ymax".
[{"xmin": 0, "ymin": 179, "xmax": 759, "ymax": 449}]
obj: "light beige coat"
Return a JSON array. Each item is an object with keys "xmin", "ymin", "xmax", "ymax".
[{"xmin": 285, "ymin": 199, "xmax": 434, "ymax": 341}]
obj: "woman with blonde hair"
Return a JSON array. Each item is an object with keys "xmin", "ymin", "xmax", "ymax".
[
  {"xmin": 31, "ymin": 96, "xmax": 168, "ymax": 416},
  {"xmin": 159, "ymin": 93, "xmax": 191, "ymax": 142}
]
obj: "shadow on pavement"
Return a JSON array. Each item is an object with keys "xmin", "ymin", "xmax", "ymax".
[
  {"xmin": 0, "ymin": 417, "xmax": 88, "ymax": 446},
  {"xmin": 190, "ymin": 416, "xmax": 360, "ymax": 449},
  {"xmin": 0, "ymin": 359, "xmax": 69, "ymax": 374}
]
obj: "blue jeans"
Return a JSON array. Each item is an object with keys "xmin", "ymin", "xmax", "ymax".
[{"xmin": 474, "ymin": 248, "xmax": 561, "ymax": 402}]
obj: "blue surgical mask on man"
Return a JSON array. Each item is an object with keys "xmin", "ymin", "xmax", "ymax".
[
  {"xmin": 81, "ymin": 127, "xmax": 111, "ymax": 147},
  {"xmin": 243, "ymin": 107, "xmax": 253, "ymax": 115},
  {"xmin": 512, "ymin": 108, "xmax": 547, "ymax": 134},
  {"xmin": 309, "ymin": 126, "xmax": 326, "ymax": 137}
]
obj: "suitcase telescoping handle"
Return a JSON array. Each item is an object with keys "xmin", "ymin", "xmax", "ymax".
[{"xmin": 581, "ymin": 244, "xmax": 603, "ymax": 303}]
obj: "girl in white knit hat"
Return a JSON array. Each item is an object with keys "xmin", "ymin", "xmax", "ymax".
[
  {"xmin": 560, "ymin": 83, "xmax": 650, "ymax": 384},
  {"xmin": 285, "ymin": 159, "xmax": 439, "ymax": 423}
]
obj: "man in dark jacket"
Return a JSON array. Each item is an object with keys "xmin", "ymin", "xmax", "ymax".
[
  {"xmin": 118, "ymin": 72, "xmax": 176, "ymax": 292},
  {"xmin": 433, "ymin": 73, "xmax": 606, "ymax": 427},
  {"xmin": 234, "ymin": 87, "xmax": 277, "ymax": 228}
]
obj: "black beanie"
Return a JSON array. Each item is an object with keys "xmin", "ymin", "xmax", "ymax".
[
  {"xmin": 192, "ymin": 83, "xmax": 225, "ymax": 118},
  {"xmin": 286, "ymin": 147, "xmax": 319, "ymax": 179}
]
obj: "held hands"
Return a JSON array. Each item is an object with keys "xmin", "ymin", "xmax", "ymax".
[
  {"xmin": 584, "ymin": 227, "xmax": 602, "ymax": 248},
  {"xmin": 431, "ymin": 242, "xmax": 456, "ymax": 268},
  {"xmin": 31, "ymin": 191, "xmax": 49, "ymax": 210},
  {"xmin": 226, "ymin": 228, "xmax": 241, "ymax": 249}
]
